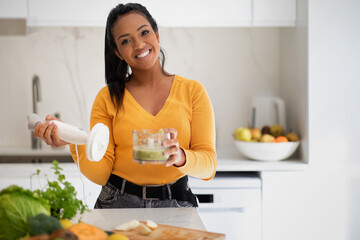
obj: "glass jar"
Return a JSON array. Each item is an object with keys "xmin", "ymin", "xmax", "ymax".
[{"xmin": 132, "ymin": 129, "xmax": 170, "ymax": 165}]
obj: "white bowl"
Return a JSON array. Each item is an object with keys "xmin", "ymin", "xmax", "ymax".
[{"xmin": 234, "ymin": 140, "xmax": 300, "ymax": 161}]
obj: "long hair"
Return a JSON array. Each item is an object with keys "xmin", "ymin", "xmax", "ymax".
[{"xmin": 105, "ymin": 3, "xmax": 169, "ymax": 111}]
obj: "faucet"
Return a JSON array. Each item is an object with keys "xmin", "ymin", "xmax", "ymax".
[{"xmin": 31, "ymin": 75, "xmax": 42, "ymax": 149}]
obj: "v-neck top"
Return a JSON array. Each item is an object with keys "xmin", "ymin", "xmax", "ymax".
[
  {"xmin": 124, "ymin": 76, "xmax": 175, "ymax": 118},
  {"xmin": 69, "ymin": 75, "xmax": 216, "ymax": 186}
]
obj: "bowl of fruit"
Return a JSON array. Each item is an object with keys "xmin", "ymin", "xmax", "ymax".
[{"xmin": 233, "ymin": 124, "xmax": 300, "ymax": 161}]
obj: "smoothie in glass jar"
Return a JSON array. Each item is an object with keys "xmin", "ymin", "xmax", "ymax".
[{"xmin": 132, "ymin": 129, "xmax": 170, "ymax": 164}]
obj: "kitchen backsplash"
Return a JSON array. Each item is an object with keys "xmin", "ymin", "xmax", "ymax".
[{"xmin": 0, "ymin": 27, "xmax": 280, "ymax": 149}]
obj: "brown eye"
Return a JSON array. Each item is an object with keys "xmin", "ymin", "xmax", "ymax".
[
  {"xmin": 141, "ymin": 30, "xmax": 149, "ymax": 36},
  {"xmin": 121, "ymin": 39, "xmax": 130, "ymax": 45}
]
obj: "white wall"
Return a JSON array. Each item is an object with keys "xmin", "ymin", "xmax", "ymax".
[
  {"xmin": 263, "ymin": 0, "xmax": 360, "ymax": 239},
  {"xmin": 309, "ymin": 0, "xmax": 360, "ymax": 238},
  {"xmin": 0, "ymin": 27, "xmax": 281, "ymax": 150},
  {"xmin": 279, "ymin": 0, "xmax": 308, "ymax": 162},
  {"xmin": 0, "ymin": 28, "xmax": 105, "ymax": 147}
]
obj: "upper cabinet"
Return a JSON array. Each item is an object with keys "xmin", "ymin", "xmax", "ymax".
[
  {"xmin": 0, "ymin": 0, "xmax": 27, "ymax": 18},
  {"xmin": 0, "ymin": 0, "xmax": 27, "ymax": 35},
  {"xmin": 253, "ymin": 0, "xmax": 297, "ymax": 26},
  {"xmin": 0, "ymin": 0, "xmax": 297, "ymax": 27},
  {"xmin": 26, "ymin": 0, "xmax": 253, "ymax": 27},
  {"xmin": 27, "ymin": 0, "xmax": 114, "ymax": 27},
  {"xmin": 143, "ymin": 0, "xmax": 252, "ymax": 27}
]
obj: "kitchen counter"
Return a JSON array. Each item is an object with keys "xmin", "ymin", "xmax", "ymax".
[
  {"xmin": 216, "ymin": 147, "xmax": 307, "ymax": 171},
  {"xmin": 76, "ymin": 208, "xmax": 206, "ymax": 232},
  {"xmin": 0, "ymin": 146, "xmax": 307, "ymax": 171}
]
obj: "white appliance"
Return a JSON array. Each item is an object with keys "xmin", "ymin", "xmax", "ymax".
[
  {"xmin": 251, "ymin": 97, "xmax": 286, "ymax": 130},
  {"xmin": 27, "ymin": 113, "xmax": 109, "ymax": 162},
  {"xmin": 189, "ymin": 172, "xmax": 262, "ymax": 240}
]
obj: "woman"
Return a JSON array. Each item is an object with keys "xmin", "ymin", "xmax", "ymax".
[{"xmin": 35, "ymin": 3, "xmax": 216, "ymax": 208}]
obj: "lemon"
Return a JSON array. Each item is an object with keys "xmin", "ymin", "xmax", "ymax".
[
  {"xmin": 59, "ymin": 219, "xmax": 73, "ymax": 228},
  {"xmin": 107, "ymin": 233, "xmax": 129, "ymax": 240}
]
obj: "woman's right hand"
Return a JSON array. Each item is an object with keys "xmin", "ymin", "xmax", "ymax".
[{"xmin": 34, "ymin": 115, "xmax": 69, "ymax": 147}]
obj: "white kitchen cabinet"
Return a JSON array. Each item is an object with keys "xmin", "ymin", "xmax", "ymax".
[
  {"xmin": 261, "ymin": 171, "xmax": 304, "ymax": 240},
  {"xmin": 0, "ymin": 163, "xmax": 31, "ymax": 190},
  {"xmin": 30, "ymin": 164, "xmax": 101, "ymax": 209},
  {"xmin": 253, "ymin": 0, "xmax": 297, "ymax": 26},
  {"xmin": 189, "ymin": 173, "xmax": 262, "ymax": 240},
  {"xmin": 25, "ymin": 0, "xmax": 295, "ymax": 27},
  {"xmin": 27, "ymin": 0, "xmax": 115, "ymax": 27},
  {"xmin": 1, "ymin": 0, "xmax": 297, "ymax": 27},
  {"xmin": 143, "ymin": 0, "xmax": 252, "ymax": 27},
  {"xmin": 26, "ymin": 0, "xmax": 252, "ymax": 27},
  {"xmin": 0, "ymin": 0, "xmax": 27, "ymax": 18},
  {"xmin": 0, "ymin": 173, "xmax": 31, "ymax": 190},
  {"xmin": 0, "ymin": 163, "xmax": 101, "ymax": 209}
]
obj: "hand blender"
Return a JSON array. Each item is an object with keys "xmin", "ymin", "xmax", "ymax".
[{"xmin": 28, "ymin": 113, "xmax": 110, "ymax": 162}]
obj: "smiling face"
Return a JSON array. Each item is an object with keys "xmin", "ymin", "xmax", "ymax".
[{"xmin": 112, "ymin": 12, "xmax": 160, "ymax": 72}]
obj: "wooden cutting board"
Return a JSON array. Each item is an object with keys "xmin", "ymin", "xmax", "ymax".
[{"xmin": 113, "ymin": 222, "xmax": 225, "ymax": 240}]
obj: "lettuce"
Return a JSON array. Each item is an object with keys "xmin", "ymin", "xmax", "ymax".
[{"xmin": 0, "ymin": 185, "xmax": 50, "ymax": 240}]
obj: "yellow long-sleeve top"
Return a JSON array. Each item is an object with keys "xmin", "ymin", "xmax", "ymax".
[{"xmin": 69, "ymin": 75, "xmax": 216, "ymax": 186}]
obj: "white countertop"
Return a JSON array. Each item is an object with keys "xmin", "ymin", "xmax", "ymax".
[
  {"xmin": 76, "ymin": 208, "xmax": 206, "ymax": 232},
  {"xmin": 0, "ymin": 146, "xmax": 307, "ymax": 172},
  {"xmin": 216, "ymin": 147, "xmax": 307, "ymax": 171}
]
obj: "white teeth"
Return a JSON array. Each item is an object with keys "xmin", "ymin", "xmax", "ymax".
[{"xmin": 137, "ymin": 50, "xmax": 150, "ymax": 58}]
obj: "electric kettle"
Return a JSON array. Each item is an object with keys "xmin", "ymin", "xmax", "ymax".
[{"xmin": 251, "ymin": 97, "xmax": 286, "ymax": 130}]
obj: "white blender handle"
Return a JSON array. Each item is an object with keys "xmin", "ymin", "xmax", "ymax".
[
  {"xmin": 27, "ymin": 113, "xmax": 43, "ymax": 130},
  {"xmin": 27, "ymin": 113, "xmax": 109, "ymax": 162},
  {"xmin": 27, "ymin": 114, "xmax": 88, "ymax": 145},
  {"xmin": 49, "ymin": 120, "xmax": 88, "ymax": 145},
  {"xmin": 273, "ymin": 98, "xmax": 286, "ymax": 131}
]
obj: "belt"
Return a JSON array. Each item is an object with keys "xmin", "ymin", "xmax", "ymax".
[{"xmin": 108, "ymin": 174, "xmax": 189, "ymax": 201}]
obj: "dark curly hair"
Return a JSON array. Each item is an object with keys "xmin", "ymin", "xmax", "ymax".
[{"xmin": 105, "ymin": 3, "xmax": 169, "ymax": 111}]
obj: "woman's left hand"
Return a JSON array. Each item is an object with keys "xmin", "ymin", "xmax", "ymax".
[{"xmin": 163, "ymin": 128, "xmax": 186, "ymax": 167}]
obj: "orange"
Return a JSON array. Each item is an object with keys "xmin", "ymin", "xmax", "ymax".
[{"xmin": 275, "ymin": 136, "xmax": 289, "ymax": 143}]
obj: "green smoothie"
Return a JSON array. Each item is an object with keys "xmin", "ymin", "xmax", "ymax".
[{"xmin": 133, "ymin": 146, "xmax": 168, "ymax": 161}]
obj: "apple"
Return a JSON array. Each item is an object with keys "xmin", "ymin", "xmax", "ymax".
[
  {"xmin": 270, "ymin": 124, "xmax": 284, "ymax": 137},
  {"xmin": 233, "ymin": 128, "xmax": 252, "ymax": 142},
  {"xmin": 260, "ymin": 134, "xmax": 275, "ymax": 143},
  {"xmin": 250, "ymin": 128, "xmax": 262, "ymax": 141},
  {"xmin": 286, "ymin": 132, "xmax": 299, "ymax": 141}
]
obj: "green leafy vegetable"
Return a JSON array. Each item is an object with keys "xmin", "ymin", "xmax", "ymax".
[
  {"xmin": 27, "ymin": 213, "xmax": 63, "ymax": 236},
  {"xmin": 33, "ymin": 160, "xmax": 88, "ymax": 220},
  {"xmin": 0, "ymin": 185, "xmax": 50, "ymax": 240}
]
